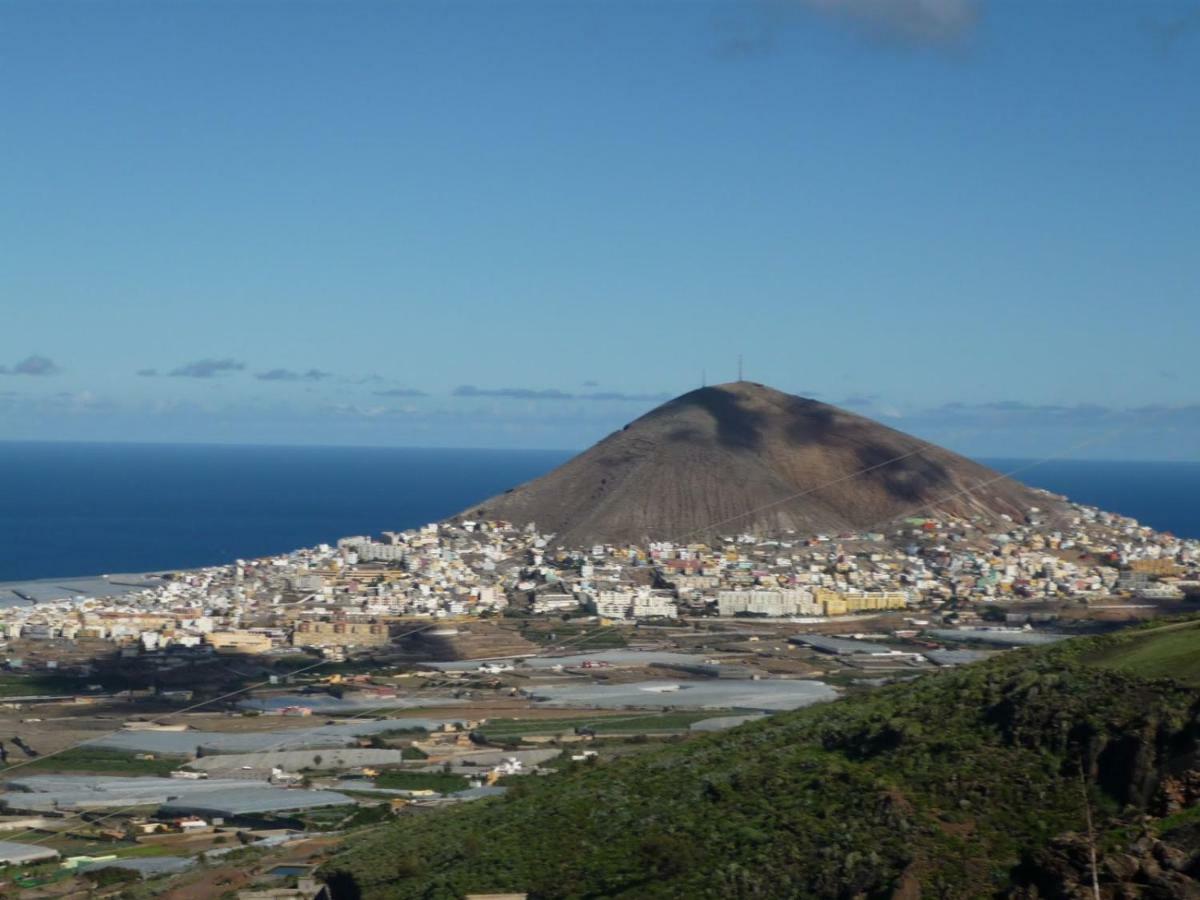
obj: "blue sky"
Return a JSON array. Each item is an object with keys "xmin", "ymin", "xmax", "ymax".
[{"xmin": 1, "ymin": 0, "xmax": 1197, "ymax": 458}]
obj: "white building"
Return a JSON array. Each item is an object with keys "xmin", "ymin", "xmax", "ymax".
[
  {"xmin": 532, "ymin": 593, "xmax": 578, "ymax": 615},
  {"xmin": 716, "ymin": 589, "xmax": 818, "ymax": 617},
  {"xmin": 632, "ymin": 593, "xmax": 677, "ymax": 619},
  {"xmin": 589, "ymin": 590, "xmax": 634, "ymax": 619}
]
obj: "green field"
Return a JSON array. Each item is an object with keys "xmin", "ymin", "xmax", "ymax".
[
  {"xmin": 1084, "ymin": 619, "xmax": 1200, "ymax": 685},
  {"xmin": 13, "ymin": 748, "xmax": 183, "ymax": 777},
  {"xmin": 39, "ymin": 835, "xmax": 177, "ymax": 859},
  {"xmin": 517, "ymin": 624, "xmax": 629, "ymax": 650},
  {"xmin": 373, "ymin": 771, "xmax": 471, "ymax": 793},
  {"xmin": 0, "ymin": 675, "xmax": 82, "ymax": 698}
]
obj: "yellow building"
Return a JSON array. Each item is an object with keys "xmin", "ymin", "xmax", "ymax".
[
  {"xmin": 815, "ymin": 589, "xmax": 847, "ymax": 616},
  {"xmin": 814, "ymin": 588, "xmax": 908, "ymax": 616}
]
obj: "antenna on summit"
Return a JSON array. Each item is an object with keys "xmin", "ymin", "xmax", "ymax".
[
  {"xmin": 701, "ymin": 368, "xmax": 707, "ymax": 387},
  {"xmin": 737, "ymin": 354, "xmax": 743, "ymax": 382}
]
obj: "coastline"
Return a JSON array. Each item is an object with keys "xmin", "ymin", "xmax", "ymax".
[
  {"xmin": 3, "ymin": 448, "xmax": 1198, "ymax": 588},
  {"xmin": 0, "ymin": 572, "xmax": 173, "ymax": 607}
]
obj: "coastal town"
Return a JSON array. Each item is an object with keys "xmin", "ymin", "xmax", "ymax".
[
  {"xmin": 0, "ymin": 489, "xmax": 1197, "ymax": 896},
  {"xmin": 1, "ymin": 487, "xmax": 1196, "ymax": 658}
]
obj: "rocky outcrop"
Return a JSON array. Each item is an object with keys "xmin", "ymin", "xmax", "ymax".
[{"xmin": 1011, "ymin": 826, "xmax": 1200, "ymax": 899}]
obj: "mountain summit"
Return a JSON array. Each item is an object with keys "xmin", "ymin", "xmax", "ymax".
[{"xmin": 460, "ymin": 382, "xmax": 1045, "ymax": 545}]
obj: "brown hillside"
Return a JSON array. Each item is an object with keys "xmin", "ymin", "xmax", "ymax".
[{"xmin": 458, "ymin": 382, "xmax": 1048, "ymax": 546}]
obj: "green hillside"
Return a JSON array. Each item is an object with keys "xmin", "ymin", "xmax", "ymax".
[
  {"xmin": 1084, "ymin": 618, "xmax": 1200, "ymax": 685},
  {"xmin": 323, "ymin": 620, "xmax": 1200, "ymax": 899}
]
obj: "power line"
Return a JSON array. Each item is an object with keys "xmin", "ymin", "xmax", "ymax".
[
  {"xmin": 853, "ymin": 410, "xmax": 1159, "ymax": 538},
  {"xmin": 672, "ymin": 445, "xmax": 932, "ymax": 545},
  {"xmin": 670, "ymin": 401, "xmax": 1170, "ymax": 547}
]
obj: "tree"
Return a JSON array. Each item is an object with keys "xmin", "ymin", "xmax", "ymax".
[{"xmin": 80, "ymin": 867, "xmax": 138, "ymax": 888}]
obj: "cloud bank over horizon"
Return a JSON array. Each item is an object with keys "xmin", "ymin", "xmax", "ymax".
[
  {"xmin": 168, "ymin": 358, "xmax": 246, "ymax": 379},
  {"xmin": 0, "ymin": 354, "xmax": 60, "ymax": 376},
  {"xmin": 2, "ymin": 380, "xmax": 1197, "ymax": 461},
  {"xmin": 454, "ymin": 385, "xmax": 671, "ymax": 402},
  {"xmin": 255, "ymin": 368, "xmax": 332, "ymax": 382}
]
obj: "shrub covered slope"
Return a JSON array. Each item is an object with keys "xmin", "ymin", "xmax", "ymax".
[{"xmin": 324, "ymin": 621, "xmax": 1200, "ymax": 899}]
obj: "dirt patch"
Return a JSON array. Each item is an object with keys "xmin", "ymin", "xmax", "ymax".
[{"xmin": 160, "ymin": 865, "xmax": 250, "ymax": 900}]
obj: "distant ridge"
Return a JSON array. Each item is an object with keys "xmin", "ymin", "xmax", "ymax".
[{"xmin": 457, "ymin": 381, "xmax": 1049, "ymax": 545}]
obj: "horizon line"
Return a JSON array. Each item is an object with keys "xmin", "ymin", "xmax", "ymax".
[{"xmin": 0, "ymin": 437, "xmax": 1195, "ymax": 466}]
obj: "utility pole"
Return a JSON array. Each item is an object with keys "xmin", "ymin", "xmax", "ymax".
[{"xmin": 1078, "ymin": 762, "xmax": 1101, "ymax": 900}]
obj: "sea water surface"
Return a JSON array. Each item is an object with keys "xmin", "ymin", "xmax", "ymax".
[
  {"xmin": 0, "ymin": 442, "xmax": 569, "ymax": 583},
  {"xmin": 982, "ymin": 458, "xmax": 1200, "ymax": 541},
  {"xmin": 0, "ymin": 442, "xmax": 1197, "ymax": 583}
]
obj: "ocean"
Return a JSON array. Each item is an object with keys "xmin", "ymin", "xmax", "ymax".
[{"xmin": 0, "ymin": 442, "xmax": 1197, "ymax": 583}]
